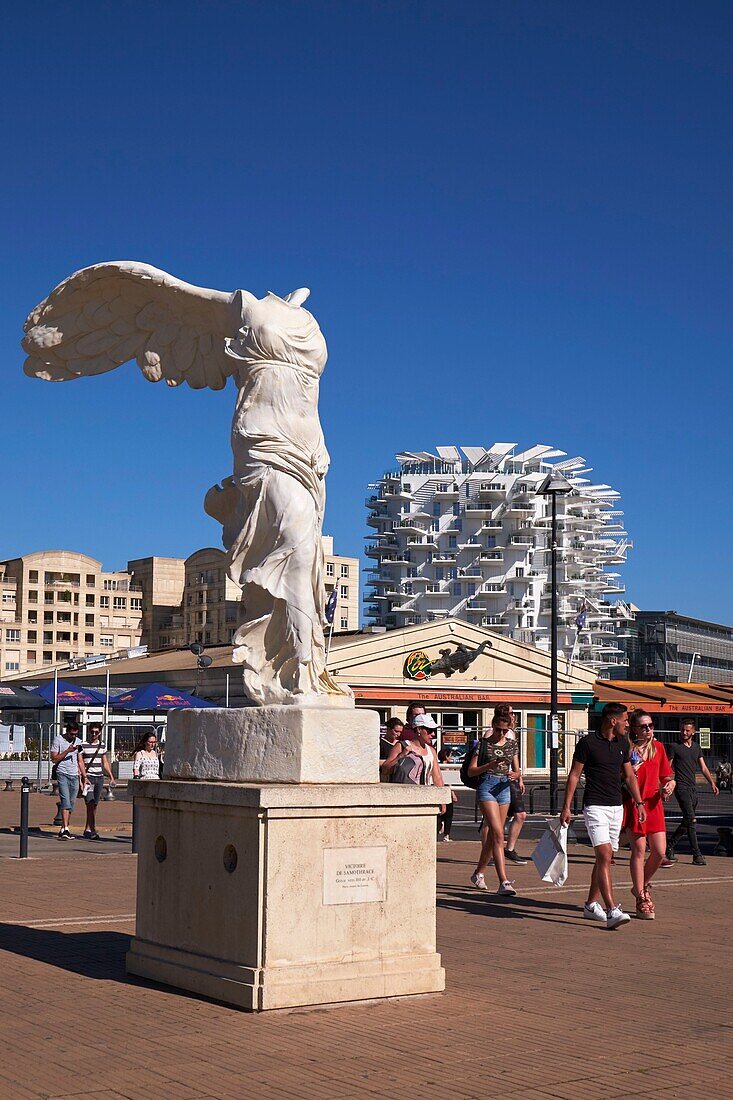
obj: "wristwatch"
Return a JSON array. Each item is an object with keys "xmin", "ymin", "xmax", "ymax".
[{"xmin": 635, "ymin": 800, "xmax": 643, "ymax": 807}]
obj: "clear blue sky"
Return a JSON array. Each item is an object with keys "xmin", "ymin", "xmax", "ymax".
[{"xmin": 2, "ymin": 1, "xmax": 732, "ymax": 622}]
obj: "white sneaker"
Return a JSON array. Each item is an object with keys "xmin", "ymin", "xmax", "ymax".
[
  {"xmin": 606, "ymin": 906, "xmax": 631, "ymax": 930},
  {"xmin": 470, "ymin": 871, "xmax": 487, "ymax": 890},
  {"xmin": 583, "ymin": 901, "xmax": 606, "ymax": 922},
  {"xmin": 498, "ymin": 880, "xmax": 517, "ymax": 896}
]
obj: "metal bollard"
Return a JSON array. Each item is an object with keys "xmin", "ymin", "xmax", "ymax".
[
  {"xmin": 19, "ymin": 777, "xmax": 30, "ymax": 859},
  {"xmin": 131, "ymin": 798, "xmax": 139, "ymax": 854}
]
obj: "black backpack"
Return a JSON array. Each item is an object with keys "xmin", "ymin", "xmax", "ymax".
[{"xmin": 460, "ymin": 737, "xmax": 488, "ymax": 790}]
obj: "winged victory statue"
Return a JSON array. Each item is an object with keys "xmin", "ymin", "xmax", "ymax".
[{"xmin": 22, "ymin": 261, "xmax": 353, "ymax": 708}]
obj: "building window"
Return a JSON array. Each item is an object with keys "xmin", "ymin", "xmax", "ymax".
[
  {"xmin": 5, "ymin": 661, "xmax": 19, "ymax": 672},
  {"xmin": 85, "ymin": 633, "xmax": 94, "ymax": 645},
  {"xmin": 433, "ymin": 503, "xmax": 441, "ymax": 516},
  {"xmin": 44, "ymin": 613, "xmax": 53, "ymax": 625},
  {"xmin": 435, "ymin": 567, "xmax": 444, "ymax": 581},
  {"xmin": 28, "ymin": 611, "xmax": 37, "ymax": 624},
  {"xmin": 326, "ymin": 562, "xmax": 334, "ymax": 577},
  {"xmin": 43, "ymin": 651, "xmax": 52, "ymax": 664},
  {"xmin": 28, "ymin": 630, "xmax": 37, "ymax": 643},
  {"xmin": 85, "ymin": 615, "xmax": 94, "ymax": 626},
  {"xmin": 340, "ymin": 617, "xmax": 348, "ymax": 630},
  {"xmin": 452, "ymin": 503, "xmax": 460, "ymax": 516},
  {"xmin": 467, "ymin": 583, "xmax": 476, "ymax": 596},
  {"xmin": 131, "ymin": 598, "xmax": 142, "ymax": 610},
  {"xmin": 113, "ymin": 597, "xmax": 126, "ymax": 610},
  {"xmin": 28, "ymin": 590, "xmax": 37, "ymax": 602},
  {"xmin": 449, "ymin": 536, "xmax": 457, "ymax": 548},
  {"xmin": 453, "ymin": 583, "xmax": 461, "ymax": 597},
  {"xmin": 340, "ymin": 585, "xmax": 349, "ymax": 600},
  {"xmin": 86, "ymin": 594, "xmax": 95, "ymax": 607},
  {"xmin": 2, "ymin": 592, "xmax": 15, "ymax": 605},
  {"xmin": 6, "ymin": 629, "xmax": 20, "ymax": 642},
  {"xmin": 100, "ymin": 635, "xmax": 113, "ymax": 647},
  {"xmin": 100, "ymin": 596, "xmax": 110, "ymax": 608},
  {"xmin": 28, "ymin": 570, "xmax": 38, "ymax": 582},
  {"xmin": 487, "ymin": 536, "xmax": 496, "ymax": 548},
  {"xmin": 86, "ymin": 574, "xmax": 95, "ymax": 586},
  {"xmin": 27, "ymin": 650, "xmax": 36, "ymax": 664},
  {"xmin": 43, "ymin": 632, "xmax": 53, "ymax": 644},
  {"xmin": 340, "ymin": 564, "xmax": 349, "ymax": 577}
]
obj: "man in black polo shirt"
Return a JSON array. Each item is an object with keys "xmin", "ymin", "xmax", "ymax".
[
  {"xmin": 665, "ymin": 719, "xmax": 719, "ymax": 866},
  {"xmin": 561, "ymin": 703, "xmax": 645, "ymax": 930}
]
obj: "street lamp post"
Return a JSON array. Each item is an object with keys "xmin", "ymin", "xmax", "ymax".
[{"xmin": 537, "ymin": 472, "xmax": 574, "ymax": 814}]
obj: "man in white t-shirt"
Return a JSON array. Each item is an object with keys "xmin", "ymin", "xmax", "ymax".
[{"xmin": 50, "ymin": 722, "xmax": 87, "ymax": 840}]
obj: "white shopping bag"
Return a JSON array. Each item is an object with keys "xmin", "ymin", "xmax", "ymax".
[{"xmin": 531, "ymin": 822, "xmax": 569, "ymax": 887}]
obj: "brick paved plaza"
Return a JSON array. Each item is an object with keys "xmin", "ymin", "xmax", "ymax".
[{"xmin": 1, "ymin": 792, "xmax": 732, "ymax": 1100}]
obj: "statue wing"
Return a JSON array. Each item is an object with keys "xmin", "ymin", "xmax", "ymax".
[{"xmin": 22, "ymin": 261, "xmax": 243, "ymax": 390}]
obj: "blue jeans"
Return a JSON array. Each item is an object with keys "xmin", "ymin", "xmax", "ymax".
[
  {"xmin": 478, "ymin": 773, "xmax": 511, "ymax": 805},
  {"xmin": 57, "ymin": 772, "xmax": 78, "ymax": 812}
]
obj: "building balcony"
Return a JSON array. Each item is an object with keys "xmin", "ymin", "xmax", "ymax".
[
  {"xmin": 432, "ymin": 486, "xmax": 460, "ymax": 499},
  {"xmin": 365, "ymin": 493, "xmax": 386, "ymax": 509},
  {"xmin": 479, "ymin": 551, "xmax": 504, "ymax": 561},
  {"xmin": 366, "ymin": 512, "xmax": 390, "ymax": 527},
  {"xmin": 433, "ymin": 551, "xmax": 458, "ymax": 562},
  {"xmin": 476, "ymin": 483, "xmax": 505, "ymax": 496},
  {"xmin": 464, "ymin": 503, "xmax": 494, "ymax": 516}
]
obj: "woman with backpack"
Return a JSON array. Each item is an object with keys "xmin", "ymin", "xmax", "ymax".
[
  {"xmin": 382, "ymin": 714, "xmax": 446, "ymax": 802},
  {"xmin": 468, "ymin": 711, "xmax": 524, "ymax": 896}
]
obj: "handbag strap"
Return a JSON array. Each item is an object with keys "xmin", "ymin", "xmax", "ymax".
[{"xmin": 85, "ymin": 741, "xmax": 103, "ymax": 771}]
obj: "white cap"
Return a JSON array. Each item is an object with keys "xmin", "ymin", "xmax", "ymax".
[{"xmin": 412, "ymin": 713, "xmax": 437, "ymax": 730}]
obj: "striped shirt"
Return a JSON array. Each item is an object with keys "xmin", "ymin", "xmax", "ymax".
[{"xmin": 81, "ymin": 740, "xmax": 107, "ymax": 777}]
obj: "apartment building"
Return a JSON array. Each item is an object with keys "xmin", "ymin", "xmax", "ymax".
[
  {"xmin": 130, "ymin": 536, "xmax": 359, "ymax": 652},
  {"xmin": 624, "ymin": 610, "xmax": 733, "ymax": 683},
  {"xmin": 0, "ymin": 550, "xmax": 143, "ymax": 675},
  {"xmin": 365, "ymin": 444, "xmax": 633, "ymax": 675},
  {"xmin": 322, "ymin": 535, "xmax": 359, "ymax": 633}
]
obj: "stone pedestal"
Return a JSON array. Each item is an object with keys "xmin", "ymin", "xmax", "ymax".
[{"xmin": 126, "ymin": 779, "xmax": 446, "ymax": 1010}]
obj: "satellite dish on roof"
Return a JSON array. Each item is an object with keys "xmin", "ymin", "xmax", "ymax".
[
  {"xmin": 189, "ymin": 643, "xmax": 204, "ymax": 656},
  {"xmin": 197, "ymin": 655, "xmax": 213, "ymax": 669}
]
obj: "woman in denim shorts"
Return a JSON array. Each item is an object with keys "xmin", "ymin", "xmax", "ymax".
[{"xmin": 468, "ymin": 712, "xmax": 524, "ymax": 896}]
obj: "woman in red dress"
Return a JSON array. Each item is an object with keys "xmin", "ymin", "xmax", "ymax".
[{"xmin": 623, "ymin": 709, "xmax": 675, "ymax": 919}]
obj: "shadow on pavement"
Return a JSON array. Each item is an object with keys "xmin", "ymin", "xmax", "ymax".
[
  {"xmin": 0, "ymin": 923, "xmax": 131, "ymax": 980},
  {"xmin": 437, "ymin": 887, "xmax": 581, "ymax": 924}
]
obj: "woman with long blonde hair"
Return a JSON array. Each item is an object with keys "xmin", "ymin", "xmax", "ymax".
[{"xmin": 622, "ymin": 709, "xmax": 675, "ymax": 919}]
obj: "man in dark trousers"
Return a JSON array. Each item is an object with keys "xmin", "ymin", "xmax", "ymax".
[
  {"xmin": 665, "ymin": 720, "xmax": 719, "ymax": 866},
  {"xmin": 561, "ymin": 703, "xmax": 646, "ymax": 930}
]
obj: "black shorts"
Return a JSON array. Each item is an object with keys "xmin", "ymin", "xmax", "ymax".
[{"xmin": 508, "ymin": 780, "xmax": 525, "ymax": 817}]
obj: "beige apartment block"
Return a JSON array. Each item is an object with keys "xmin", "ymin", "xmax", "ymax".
[
  {"xmin": 322, "ymin": 535, "xmax": 359, "ymax": 633},
  {"xmin": 127, "ymin": 556, "xmax": 186, "ymax": 652},
  {"xmin": 0, "ymin": 550, "xmax": 144, "ymax": 675},
  {"xmin": 135, "ymin": 537, "xmax": 359, "ymax": 653}
]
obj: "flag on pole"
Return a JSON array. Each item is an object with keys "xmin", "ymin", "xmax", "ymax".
[
  {"xmin": 575, "ymin": 601, "xmax": 588, "ymax": 631},
  {"xmin": 325, "ymin": 587, "xmax": 338, "ymax": 624}
]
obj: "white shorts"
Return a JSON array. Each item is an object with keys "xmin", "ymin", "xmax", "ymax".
[{"xmin": 584, "ymin": 804, "xmax": 624, "ymax": 850}]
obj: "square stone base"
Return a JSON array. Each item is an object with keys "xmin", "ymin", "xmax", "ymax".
[{"xmin": 126, "ymin": 780, "xmax": 446, "ymax": 1011}]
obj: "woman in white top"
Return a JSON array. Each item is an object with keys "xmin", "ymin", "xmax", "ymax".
[
  {"xmin": 382, "ymin": 714, "xmax": 445, "ymax": 792},
  {"xmin": 133, "ymin": 733, "xmax": 161, "ymax": 780}
]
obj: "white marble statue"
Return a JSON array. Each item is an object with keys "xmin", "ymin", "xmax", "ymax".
[{"xmin": 22, "ymin": 262, "xmax": 353, "ymax": 707}]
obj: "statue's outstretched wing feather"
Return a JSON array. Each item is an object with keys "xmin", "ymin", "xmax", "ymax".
[{"xmin": 22, "ymin": 261, "xmax": 242, "ymax": 390}]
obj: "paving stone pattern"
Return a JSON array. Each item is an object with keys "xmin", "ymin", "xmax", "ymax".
[{"xmin": 0, "ymin": 802, "xmax": 731, "ymax": 1099}]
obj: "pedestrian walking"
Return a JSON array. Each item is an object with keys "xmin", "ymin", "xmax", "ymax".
[
  {"xmin": 622, "ymin": 710, "xmax": 675, "ymax": 920},
  {"xmin": 560, "ymin": 703, "xmax": 646, "ymax": 930},
  {"xmin": 80, "ymin": 723, "xmax": 116, "ymax": 839},
  {"xmin": 437, "ymin": 746, "xmax": 458, "ymax": 841},
  {"xmin": 665, "ymin": 720, "xmax": 719, "ymax": 866},
  {"xmin": 133, "ymin": 732, "xmax": 162, "ymax": 779},
  {"xmin": 383, "ymin": 714, "xmax": 444, "ymax": 792},
  {"xmin": 468, "ymin": 711, "xmax": 524, "ymax": 896},
  {"xmin": 495, "ymin": 703, "xmax": 528, "ymax": 863},
  {"xmin": 50, "ymin": 721, "xmax": 87, "ymax": 840},
  {"xmin": 379, "ymin": 718, "xmax": 404, "ymax": 780}
]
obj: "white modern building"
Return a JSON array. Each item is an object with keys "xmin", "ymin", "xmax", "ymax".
[{"xmin": 365, "ymin": 444, "xmax": 633, "ymax": 675}]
